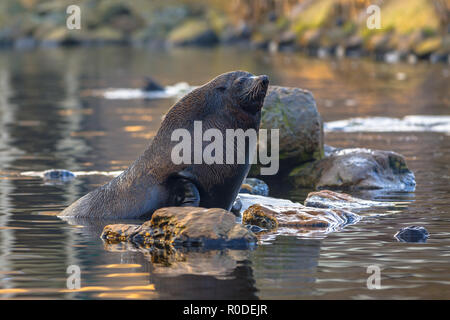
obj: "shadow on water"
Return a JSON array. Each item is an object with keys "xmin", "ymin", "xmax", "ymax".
[{"xmin": 0, "ymin": 46, "xmax": 449, "ymax": 299}]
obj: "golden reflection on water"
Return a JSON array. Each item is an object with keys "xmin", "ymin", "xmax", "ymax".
[
  {"xmin": 123, "ymin": 125, "xmax": 147, "ymax": 132},
  {"xmin": 70, "ymin": 131, "xmax": 106, "ymax": 137},
  {"xmin": 97, "ymin": 264, "xmax": 142, "ymax": 268},
  {"xmin": 103, "ymin": 273, "xmax": 149, "ymax": 278}
]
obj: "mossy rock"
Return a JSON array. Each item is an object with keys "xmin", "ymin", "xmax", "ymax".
[
  {"xmin": 414, "ymin": 37, "xmax": 442, "ymax": 57},
  {"xmin": 89, "ymin": 26, "xmax": 124, "ymax": 42},
  {"xmin": 168, "ymin": 19, "xmax": 218, "ymax": 46},
  {"xmin": 261, "ymin": 86, "xmax": 324, "ymax": 163}
]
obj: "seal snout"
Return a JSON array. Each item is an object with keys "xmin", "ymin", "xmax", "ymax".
[
  {"xmin": 255, "ymin": 75, "xmax": 269, "ymax": 96},
  {"xmin": 258, "ymin": 75, "xmax": 269, "ymax": 88}
]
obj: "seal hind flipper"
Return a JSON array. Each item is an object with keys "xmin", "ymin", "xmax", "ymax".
[{"xmin": 169, "ymin": 177, "xmax": 201, "ymax": 207}]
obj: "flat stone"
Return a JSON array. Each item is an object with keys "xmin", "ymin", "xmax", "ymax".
[{"xmin": 304, "ymin": 190, "xmax": 392, "ymax": 209}]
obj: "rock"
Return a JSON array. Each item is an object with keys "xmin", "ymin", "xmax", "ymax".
[
  {"xmin": 299, "ymin": 29, "xmax": 322, "ymax": 48},
  {"xmin": 260, "ymin": 86, "xmax": 324, "ymax": 164},
  {"xmin": 239, "ymin": 193, "xmax": 299, "ymax": 214},
  {"xmin": 242, "ymin": 202, "xmax": 360, "ymax": 236},
  {"xmin": 414, "ymin": 37, "xmax": 441, "ymax": 59},
  {"xmin": 394, "ymin": 226, "xmax": 429, "ymax": 243},
  {"xmin": 344, "ymin": 35, "xmax": 363, "ymax": 57},
  {"xmin": 43, "ymin": 169, "xmax": 76, "ymax": 182},
  {"xmin": 221, "ymin": 22, "xmax": 251, "ymax": 44},
  {"xmin": 239, "ymin": 178, "xmax": 269, "ymax": 196},
  {"xmin": 290, "ymin": 147, "xmax": 416, "ymax": 191},
  {"xmin": 101, "ymin": 207, "xmax": 256, "ymax": 249},
  {"xmin": 101, "ymin": 224, "xmax": 142, "ymax": 242},
  {"xmin": 242, "ymin": 205, "xmax": 279, "ymax": 229},
  {"xmin": 230, "ymin": 195, "xmax": 242, "ymax": 216},
  {"xmin": 39, "ymin": 27, "xmax": 83, "ymax": 46},
  {"xmin": 304, "ymin": 190, "xmax": 392, "ymax": 210},
  {"xmin": 168, "ymin": 20, "xmax": 218, "ymax": 46},
  {"xmin": 245, "ymin": 224, "xmax": 266, "ymax": 233},
  {"xmin": 142, "ymin": 77, "xmax": 164, "ymax": 92},
  {"xmin": 88, "ymin": 27, "xmax": 124, "ymax": 43}
]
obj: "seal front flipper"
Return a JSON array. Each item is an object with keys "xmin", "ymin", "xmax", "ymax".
[{"xmin": 169, "ymin": 177, "xmax": 200, "ymax": 207}]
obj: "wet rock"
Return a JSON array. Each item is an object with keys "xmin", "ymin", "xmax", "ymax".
[
  {"xmin": 142, "ymin": 77, "xmax": 164, "ymax": 92},
  {"xmin": 43, "ymin": 169, "xmax": 76, "ymax": 182},
  {"xmin": 304, "ymin": 190, "xmax": 392, "ymax": 210},
  {"xmin": 260, "ymin": 86, "xmax": 324, "ymax": 164},
  {"xmin": 239, "ymin": 194, "xmax": 296, "ymax": 214},
  {"xmin": 101, "ymin": 224, "xmax": 142, "ymax": 242},
  {"xmin": 394, "ymin": 226, "xmax": 429, "ymax": 243},
  {"xmin": 168, "ymin": 20, "xmax": 218, "ymax": 47},
  {"xmin": 221, "ymin": 23, "xmax": 251, "ymax": 44},
  {"xmin": 230, "ymin": 195, "xmax": 242, "ymax": 216},
  {"xmin": 239, "ymin": 178, "xmax": 269, "ymax": 196},
  {"xmin": 414, "ymin": 37, "xmax": 441, "ymax": 59},
  {"xmin": 242, "ymin": 202, "xmax": 360, "ymax": 235},
  {"xmin": 341, "ymin": 36, "xmax": 363, "ymax": 57},
  {"xmin": 102, "ymin": 207, "xmax": 256, "ymax": 249},
  {"xmin": 242, "ymin": 205, "xmax": 279, "ymax": 229},
  {"xmin": 290, "ymin": 148, "xmax": 416, "ymax": 191},
  {"xmin": 245, "ymin": 225, "xmax": 266, "ymax": 233}
]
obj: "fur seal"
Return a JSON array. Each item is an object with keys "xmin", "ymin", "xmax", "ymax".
[{"xmin": 60, "ymin": 71, "xmax": 269, "ymax": 219}]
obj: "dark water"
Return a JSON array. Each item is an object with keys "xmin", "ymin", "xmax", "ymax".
[{"xmin": 0, "ymin": 46, "xmax": 449, "ymax": 299}]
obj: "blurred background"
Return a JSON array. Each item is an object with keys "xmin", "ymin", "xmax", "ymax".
[{"xmin": 0, "ymin": 0, "xmax": 449, "ymax": 61}]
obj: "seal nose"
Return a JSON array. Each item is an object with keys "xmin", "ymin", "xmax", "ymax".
[{"xmin": 258, "ymin": 75, "xmax": 269, "ymax": 87}]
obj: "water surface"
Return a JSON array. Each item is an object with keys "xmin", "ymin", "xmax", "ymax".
[{"xmin": 0, "ymin": 46, "xmax": 449, "ymax": 299}]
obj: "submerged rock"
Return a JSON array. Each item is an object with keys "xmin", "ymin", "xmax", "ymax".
[
  {"xmin": 240, "ymin": 178, "xmax": 269, "ymax": 196},
  {"xmin": 260, "ymin": 86, "xmax": 324, "ymax": 164},
  {"xmin": 142, "ymin": 77, "xmax": 164, "ymax": 92},
  {"xmin": 101, "ymin": 207, "xmax": 256, "ymax": 249},
  {"xmin": 42, "ymin": 169, "xmax": 76, "ymax": 182},
  {"xmin": 242, "ymin": 202, "xmax": 360, "ymax": 237},
  {"xmin": 304, "ymin": 190, "xmax": 392, "ymax": 210},
  {"xmin": 394, "ymin": 226, "xmax": 429, "ymax": 243},
  {"xmin": 290, "ymin": 148, "xmax": 416, "ymax": 191}
]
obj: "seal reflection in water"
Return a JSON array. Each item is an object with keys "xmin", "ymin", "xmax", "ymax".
[{"xmin": 60, "ymin": 71, "xmax": 269, "ymax": 219}]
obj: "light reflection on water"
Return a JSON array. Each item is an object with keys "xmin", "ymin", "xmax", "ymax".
[{"xmin": 0, "ymin": 46, "xmax": 449, "ymax": 299}]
